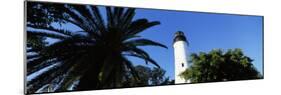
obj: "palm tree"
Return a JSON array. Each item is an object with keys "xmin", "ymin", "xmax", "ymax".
[{"xmin": 26, "ymin": 2, "xmax": 167, "ymax": 93}]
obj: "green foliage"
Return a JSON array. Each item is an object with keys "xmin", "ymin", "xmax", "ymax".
[
  {"xmin": 180, "ymin": 48, "xmax": 262, "ymax": 83},
  {"xmin": 26, "ymin": 31, "xmax": 47, "ymax": 53},
  {"xmin": 122, "ymin": 65, "xmax": 173, "ymax": 87},
  {"xmin": 26, "ymin": 2, "xmax": 167, "ymax": 93},
  {"xmin": 27, "ymin": 2, "xmax": 66, "ymax": 26}
]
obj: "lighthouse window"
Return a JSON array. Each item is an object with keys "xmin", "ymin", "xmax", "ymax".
[{"xmin": 182, "ymin": 63, "xmax": 184, "ymax": 67}]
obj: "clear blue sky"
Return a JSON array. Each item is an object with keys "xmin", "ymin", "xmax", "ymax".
[
  {"xmin": 47, "ymin": 6, "xmax": 263, "ymax": 80},
  {"xmin": 128, "ymin": 8, "xmax": 263, "ymax": 80}
]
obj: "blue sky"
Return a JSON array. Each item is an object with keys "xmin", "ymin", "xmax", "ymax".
[
  {"xmin": 128, "ymin": 8, "xmax": 263, "ymax": 80},
  {"xmin": 43, "ymin": 6, "xmax": 263, "ymax": 80}
]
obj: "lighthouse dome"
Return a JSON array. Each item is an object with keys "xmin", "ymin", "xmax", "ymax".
[{"xmin": 173, "ymin": 31, "xmax": 187, "ymax": 43}]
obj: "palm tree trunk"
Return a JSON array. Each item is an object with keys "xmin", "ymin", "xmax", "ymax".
[{"xmin": 76, "ymin": 67, "xmax": 101, "ymax": 90}]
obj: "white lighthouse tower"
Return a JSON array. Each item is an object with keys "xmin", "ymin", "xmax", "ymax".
[{"xmin": 173, "ymin": 31, "xmax": 190, "ymax": 84}]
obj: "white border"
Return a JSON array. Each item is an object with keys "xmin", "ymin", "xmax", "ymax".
[{"xmin": 1, "ymin": 0, "xmax": 281, "ymax": 95}]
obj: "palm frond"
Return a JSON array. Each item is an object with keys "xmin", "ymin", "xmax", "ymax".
[
  {"xmin": 124, "ymin": 46, "xmax": 160, "ymax": 68},
  {"xmin": 122, "ymin": 57, "xmax": 140, "ymax": 81},
  {"xmin": 89, "ymin": 6, "xmax": 106, "ymax": 32},
  {"xmin": 106, "ymin": 7, "xmax": 114, "ymax": 27},
  {"xmin": 27, "ymin": 54, "xmax": 40, "ymax": 60},
  {"xmin": 71, "ymin": 5, "xmax": 100, "ymax": 33},
  {"xmin": 64, "ymin": 5, "xmax": 96, "ymax": 35},
  {"xmin": 113, "ymin": 7, "xmax": 124, "ymax": 28},
  {"xmin": 127, "ymin": 19, "xmax": 160, "ymax": 35},
  {"xmin": 125, "ymin": 38, "xmax": 168, "ymax": 49},
  {"xmin": 27, "ymin": 25, "xmax": 73, "ymax": 37},
  {"xmin": 27, "ymin": 58, "xmax": 60, "ymax": 75},
  {"xmin": 120, "ymin": 8, "xmax": 135, "ymax": 30},
  {"xmin": 28, "ymin": 30, "xmax": 68, "ymax": 40},
  {"xmin": 27, "ymin": 62, "xmax": 63, "ymax": 93},
  {"xmin": 27, "ymin": 53, "xmax": 82, "ymax": 93},
  {"xmin": 126, "ymin": 53, "xmax": 160, "ymax": 68},
  {"xmin": 124, "ymin": 46, "xmax": 150, "ymax": 59},
  {"xmin": 55, "ymin": 57, "xmax": 88, "ymax": 91}
]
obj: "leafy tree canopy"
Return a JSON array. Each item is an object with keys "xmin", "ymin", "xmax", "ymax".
[
  {"xmin": 180, "ymin": 48, "xmax": 262, "ymax": 83},
  {"xmin": 122, "ymin": 65, "xmax": 174, "ymax": 87}
]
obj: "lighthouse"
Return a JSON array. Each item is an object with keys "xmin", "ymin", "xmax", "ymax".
[{"xmin": 173, "ymin": 31, "xmax": 190, "ymax": 84}]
